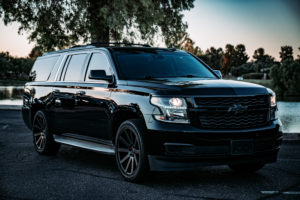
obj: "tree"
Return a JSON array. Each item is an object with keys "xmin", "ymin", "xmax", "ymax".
[
  {"xmin": 221, "ymin": 44, "xmax": 235, "ymax": 75},
  {"xmin": 233, "ymin": 44, "xmax": 249, "ymax": 67},
  {"xmin": 0, "ymin": 52, "xmax": 12, "ymax": 78},
  {"xmin": 221, "ymin": 44, "xmax": 249, "ymax": 76},
  {"xmin": 297, "ymin": 47, "xmax": 300, "ymax": 62},
  {"xmin": 280, "ymin": 46, "xmax": 293, "ymax": 62},
  {"xmin": 253, "ymin": 48, "xmax": 265, "ymax": 62},
  {"xmin": 253, "ymin": 48, "xmax": 266, "ymax": 63},
  {"xmin": 204, "ymin": 47, "xmax": 223, "ymax": 70},
  {"xmin": 28, "ymin": 46, "xmax": 43, "ymax": 60},
  {"xmin": 253, "ymin": 47, "xmax": 274, "ymax": 72},
  {"xmin": 270, "ymin": 60, "xmax": 300, "ymax": 97},
  {"xmin": 178, "ymin": 34, "xmax": 203, "ymax": 57},
  {"xmin": 0, "ymin": 0, "xmax": 194, "ymax": 51},
  {"xmin": 0, "ymin": 51, "xmax": 33, "ymax": 79}
]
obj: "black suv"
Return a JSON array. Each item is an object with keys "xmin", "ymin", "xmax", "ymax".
[{"xmin": 22, "ymin": 43, "xmax": 282, "ymax": 182}]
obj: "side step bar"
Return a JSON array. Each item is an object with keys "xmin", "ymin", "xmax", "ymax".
[{"xmin": 53, "ymin": 135, "xmax": 115, "ymax": 155}]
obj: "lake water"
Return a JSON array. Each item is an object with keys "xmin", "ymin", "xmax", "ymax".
[
  {"xmin": 0, "ymin": 86, "xmax": 299, "ymax": 133},
  {"xmin": 0, "ymin": 86, "xmax": 23, "ymax": 105}
]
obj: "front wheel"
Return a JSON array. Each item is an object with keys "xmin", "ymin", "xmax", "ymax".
[
  {"xmin": 115, "ymin": 119, "xmax": 149, "ymax": 182},
  {"xmin": 32, "ymin": 111, "xmax": 60, "ymax": 155},
  {"xmin": 228, "ymin": 162, "xmax": 264, "ymax": 173}
]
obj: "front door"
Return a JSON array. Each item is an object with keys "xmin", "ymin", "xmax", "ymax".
[{"xmin": 75, "ymin": 52, "xmax": 114, "ymax": 140}]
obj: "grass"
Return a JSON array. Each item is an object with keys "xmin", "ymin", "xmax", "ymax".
[{"xmin": 0, "ymin": 79, "xmax": 27, "ymax": 86}]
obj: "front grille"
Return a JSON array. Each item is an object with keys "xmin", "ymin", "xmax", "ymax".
[
  {"xmin": 194, "ymin": 96, "xmax": 268, "ymax": 107},
  {"xmin": 192, "ymin": 95, "xmax": 269, "ymax": 129},
  {"xmin": 199, "ymin": 112, "xmax": 267, "ymax": 129}
]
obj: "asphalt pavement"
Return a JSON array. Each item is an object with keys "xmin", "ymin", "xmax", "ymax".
[{"xmin": 0, "ymin": 110, "xmax": 300, "ymax": 200}]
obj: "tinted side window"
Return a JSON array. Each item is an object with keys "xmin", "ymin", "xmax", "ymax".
[
  {"xmin": 29, "ymin": 56, "xmax": 59, "ymax": 81},
  {"xmin": 64, "ymin": 54, "xmax": 87, "ymax": 82},
  {"xmin": 85, "ymin": 53, "xmax": 111, "ymax": 81}
]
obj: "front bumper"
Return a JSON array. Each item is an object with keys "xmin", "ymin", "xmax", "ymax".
[{"xmin": 145, "ymin": 119, "xmax": 282, "ymax": 171}]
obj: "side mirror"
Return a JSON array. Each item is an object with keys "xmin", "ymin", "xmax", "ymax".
[
  {"xmin": 214, "ymin": 70, "xmax": 222, "ymax": 79},
  {"xmin": 89, "ymin": 70, "xmax": 113, "ymax": 82}
]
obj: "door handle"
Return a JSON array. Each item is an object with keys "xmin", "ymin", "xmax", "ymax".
[
  {"xmin": 76, "ymin": 91, "xmax": 86, "ymax": 96},
  {"xmin": 55, "ymin": 99, "xmax": 61, "ymax": 106}
]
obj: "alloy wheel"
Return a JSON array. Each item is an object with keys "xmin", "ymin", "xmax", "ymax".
[
  {"xmin": 33, "ymin": 113, "xmax": 47, "ymax": 150},
  {"xmin": 117, "ymin": 127, "xmax": 140, "ymax": 175}
]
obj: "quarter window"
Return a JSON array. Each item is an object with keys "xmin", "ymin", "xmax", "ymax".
[
  {"xmin": 64, "ymin": 54, "xmax": 87, "ymax": 81},
  {"xmin": 85, "ymin": 53, "xmax": 112, "ymax": 81},
  {"xmin": 29, "ymin": 56, "xmax": 59, "ymax": 81}
]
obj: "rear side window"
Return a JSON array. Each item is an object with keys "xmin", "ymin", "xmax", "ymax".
[
  {"xmin": 85, "ymin": 53, "xmax": 112, "ymax": 81},
  {"xmin": 29, "ymin": 56, "xmax": 59, "ymax": 81},
  {"xmin": 64, "ymin": 54, "xmax": 87, "ymax": 82}
]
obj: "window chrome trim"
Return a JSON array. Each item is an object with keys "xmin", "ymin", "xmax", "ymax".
[
  {"xmin": 53, "ymin": 48, "xmax": 117, "ymax": 84},
  {"xmin": 83, "ymin": 51, "xmax": 114, "ymax": 84},
  {"xmin": 55, "ymin": 52, "xmax": 90, "ymax": 82},
  {"xmin": 54, "ymin": 54, "xmax": 67, "ymax": 81}
]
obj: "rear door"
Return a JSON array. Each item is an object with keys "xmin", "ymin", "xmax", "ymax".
[{"xmin": 52, "ymin": 53, "xmax": 89, "ymax": 134}]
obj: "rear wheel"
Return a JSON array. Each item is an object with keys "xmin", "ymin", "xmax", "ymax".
[
  {"xmin": 228, "ymin": 162, "xmax": 264, "ymax": 173},
  {"xmin": 32, "ymin": 111, "xmax": 60, "ymax": 155},
  {"xmin": 115, "ymin": 119, "xmax": 148, "ymax": 182}
]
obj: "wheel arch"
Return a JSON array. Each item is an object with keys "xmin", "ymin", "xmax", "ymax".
[
  {"xmin": 30, "ymin": 101, "xmax": 47, "ymax": 128},
  {"xmin": 111, "ymin": 105, "xmax": 146, "ymax": 144}
]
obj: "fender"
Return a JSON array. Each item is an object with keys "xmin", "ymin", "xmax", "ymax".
[{"xmin": 109, "ymin": 103, "xmax": 146, "ymax": 142}]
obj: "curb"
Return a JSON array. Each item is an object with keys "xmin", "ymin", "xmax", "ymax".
[
  {"xmin": 0, "ymin": 105, "xmax": 22, "ymax": 110},
  {"xmin": 283, "ymin": 133, "xmax": 300, "ymax": 143}
]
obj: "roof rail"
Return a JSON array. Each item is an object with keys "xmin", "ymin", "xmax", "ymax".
[
  {"xmin": 43, "ymin": 42, "xmax": 151, "ymax": 56},
  {"xmin": 70, "ymin": 45, "xmax": 88, "ymax": 48},
  {"xmin": 87, "ymin": 42, "xmax": 151, "ymax": 48},
  {"xmin": 43, "ymin": 45, "xmax": 94, "ymax": 56}
]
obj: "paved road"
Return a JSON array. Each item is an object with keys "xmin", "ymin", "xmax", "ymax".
[{"xmin": 0, "ymin": 110, "xmax": 300, "ymax": 200}]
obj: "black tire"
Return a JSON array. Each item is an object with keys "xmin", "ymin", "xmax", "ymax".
[
  {"xmin": 228, "ymin": 162, "xmax": 264, "ymax": 173},
  {"xmin": 32, "ymin": 111, "xmax": 60, "ymax": 155},
  {"xmin": 115, "ymin": 119, "xmax": 149, "ymax": 182}
]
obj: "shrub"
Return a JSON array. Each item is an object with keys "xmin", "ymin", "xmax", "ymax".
[
  {"xmin": 243, "ymin": 73, "xmax": 265, "ymax": 79},
  {"xmin": 0, "ymin": 52, "xmax": 34, "ymax": 80},
  {"xmin": 230, "ymin": 63, "xmax": 257, "ymax": 77},
  {"xmin": 230, "ymin": 61, "xmax": 274, "ymax": 78},
  {"xmin": 270, "ymin": 60, "xmax": 300, "ymax": 97}
]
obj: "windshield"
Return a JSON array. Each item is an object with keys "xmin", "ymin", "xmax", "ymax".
[{"xmin": 112, "ymin": 50, "xmax": 217, "ymax": 80}]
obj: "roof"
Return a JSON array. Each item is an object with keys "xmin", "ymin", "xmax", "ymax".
[{"xmin": 43, "ymin": 43, "xmax": 178, "ymax": 56}]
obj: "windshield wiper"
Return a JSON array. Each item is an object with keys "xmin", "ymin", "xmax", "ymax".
[
  {"xmin": 167, "ymin": 75, "xmax": 215, "ymax": 78},
  {"xmin": 174, "ymin": 75, "xmax": 202, "ymax": 78},
  {"xmin": 137, "ymin": 75, "xmax": 209, "ymax": 80},
  {"xmin": 138, "ymin": 76, "xmax": 162, "ymax": 80}
]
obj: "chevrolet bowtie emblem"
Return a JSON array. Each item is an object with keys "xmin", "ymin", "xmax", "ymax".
[{"xmin": 228, "ymin": 104, "xmax": 248, "ymax": 114}]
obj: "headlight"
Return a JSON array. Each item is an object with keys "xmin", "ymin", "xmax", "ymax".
[
  {"xmin": 267, "ymin": 88, "xmax": 278, "ymax": 120},
  {"xmin": 150, "ymin": 97, "xmax": 189, "ymax": 124},
  {"xmin": 270, "ymin": 95, "xmax": 276, "ymax": 107},
  {"xmin": 267, "ymin": 88, "xmax": 276, "ymax": 107}
]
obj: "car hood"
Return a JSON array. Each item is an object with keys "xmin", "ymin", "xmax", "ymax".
[{"xmin": 125, "ymin": 78, "xmax": 269, "ymax": 96}]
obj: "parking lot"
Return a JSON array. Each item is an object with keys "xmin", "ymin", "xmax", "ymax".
[{"xmin": 1, "ymin": 110, "xmax": 300, "ymax": 200}]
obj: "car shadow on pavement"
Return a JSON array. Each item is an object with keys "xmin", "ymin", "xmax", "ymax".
[{"xmin": 54, "ymin": 145, "xmax": 269, "ymax": 186}]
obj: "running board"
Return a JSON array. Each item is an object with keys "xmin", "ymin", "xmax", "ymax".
[{"xmin": 53, "ymin": 135, "xmax": 115, "ymax": 155}]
